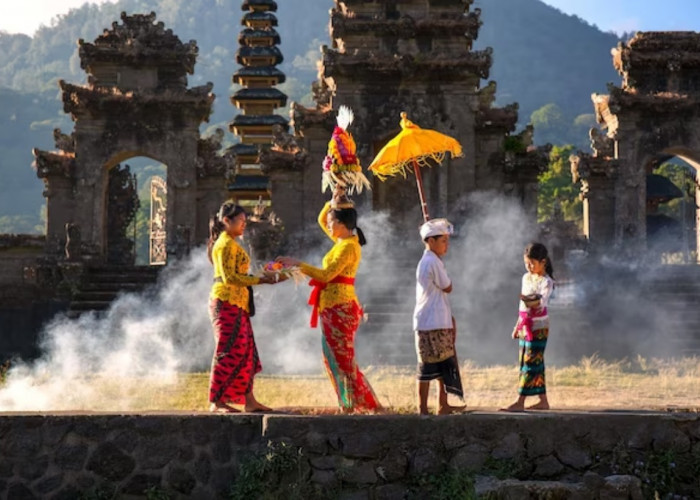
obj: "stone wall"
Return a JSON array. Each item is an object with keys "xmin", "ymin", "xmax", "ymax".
[{"xmin": 0, "ymin": 412, "xmax": 698, "ymax": 499}]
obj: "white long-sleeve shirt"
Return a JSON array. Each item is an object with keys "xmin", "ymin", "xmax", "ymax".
[
  {"xmin": 519, "ymin": 272, "xmax": 555, "ymax": 330},
  {"xmin": 413, "ymin": 250, "xmax": 453, "ymax": 331}
]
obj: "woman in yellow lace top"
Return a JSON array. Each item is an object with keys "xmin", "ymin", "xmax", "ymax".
[
  {"xmin": 277, "ymin": 188, "xmax": 381, "ymax": 412},
  {"xmin": 207, "ymin": 201, "xmax": 281, "ymax": 413}
]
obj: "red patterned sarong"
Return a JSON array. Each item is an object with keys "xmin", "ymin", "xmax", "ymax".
[
  {"xmin": 320, "ymin": 301, "xmax": 380, "ymax": 411},
  {"xmin": 208, "ymin": 299, "xmax": 261, "ymax": 405}
]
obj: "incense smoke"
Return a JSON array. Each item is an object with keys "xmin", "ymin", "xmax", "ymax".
[{"xmin": 0, "ymin": 191, "xmax": 694, "ymax": 410}]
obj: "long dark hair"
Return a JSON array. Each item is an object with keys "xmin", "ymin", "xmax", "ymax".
[
  {"xmin": 207, "ymin": 201, "xmax": 246, "ymax": 263},
  {"xmin": 524, "ymin": 242, "xmax": 554, "ymax": 280},
  {"xmin": 332, "ymin": 207, "xmax": 367, "ymax": 246}
]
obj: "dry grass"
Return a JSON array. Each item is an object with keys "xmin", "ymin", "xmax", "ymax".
[{"xmin": 53, "ymin": 355, "xmax": 700, "ymax": 413}]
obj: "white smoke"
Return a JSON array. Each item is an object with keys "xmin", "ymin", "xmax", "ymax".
[{"xmin": 1, "ymin": 191, "xmax": 695, "ymax": 410}]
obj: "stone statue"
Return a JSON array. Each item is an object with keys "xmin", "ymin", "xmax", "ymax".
[
  {"xmin": 271, "ymin": 124, "xmax": 300, "ymax": 154},
  {"xmin": 589, "ymin": 128, "xmax": 614, "ymax": 158},
  {"xmin": 65, "ymin": 223, "xmax": 81, "ymax": 261}
]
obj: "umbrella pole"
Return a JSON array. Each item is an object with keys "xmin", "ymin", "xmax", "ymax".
[{"xmin": 412, "ymin": 158, "xmax": 430, "ymax": 222}]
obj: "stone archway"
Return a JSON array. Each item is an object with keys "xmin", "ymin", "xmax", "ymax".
[
  {"xmin": 578, "ymin": 32, "xmax": 700, "ymax": 258},
  {"xmin": 642, "ymin": 149, "xmax": 698, "ymax": 260},
  {"xmin": 32, "ymin": 12, "xmax": 229, "ymax": 264}
]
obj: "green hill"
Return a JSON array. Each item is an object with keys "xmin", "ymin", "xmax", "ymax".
[{"xmin": 0, "ymin": 0, "xmax": 623, "ymax": 228}]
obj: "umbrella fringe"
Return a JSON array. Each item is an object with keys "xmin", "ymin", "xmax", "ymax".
[{"xmin": 371, "ymin": 151, "xmax": 456, "ymax": 181}]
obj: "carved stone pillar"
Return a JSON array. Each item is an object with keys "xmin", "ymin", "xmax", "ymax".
[
  {"xmin": 259, "ymin": 147, "xmax": 311, "ymax": 245},
  {"xmin": 571, "ymin": 154, "xmax": 618, "ymax": 253}
]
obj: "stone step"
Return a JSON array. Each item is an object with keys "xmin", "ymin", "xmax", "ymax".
[
  {"xmin": 68, "ymin": 300, "xmax": 112, "ymax": 311},
  {"xmin": 80, "ymin": 282, "xmax": 151, "ymax": 292},
  {"xmin": 84, "ymin": 273, "xmax": 160, "ymax": 284},
  {"xmin": 72, "ymin": 291, "xmax": 120, "ymax": 302},
  {"xmin": 66, "ymin": 265, "xmax": 161, "ymax": 317}
]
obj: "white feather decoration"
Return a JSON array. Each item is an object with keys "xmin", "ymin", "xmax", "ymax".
[{"xmin": 336, "ymin": 105, "xmax": 354, "ymax": 130}]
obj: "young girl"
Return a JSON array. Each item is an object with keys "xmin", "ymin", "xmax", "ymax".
[{"xmin": 502, "ymin": 242, "xmax": 555, "ymax": 412}]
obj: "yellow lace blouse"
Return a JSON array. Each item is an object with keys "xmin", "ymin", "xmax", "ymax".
[
  {"xmin": 210, "ymin": 232, "xmax": 260, "ymax": 311},
  {"xmin": 299, "ymin": 202, "xmax": 361, "ymax": 311}
]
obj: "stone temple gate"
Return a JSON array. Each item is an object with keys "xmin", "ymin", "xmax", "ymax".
[
  {"xmin": 32, "ymin": 12, "xmax": 233, "ymax": 263},
  {"xmin": 261, "ymin": 0, "xmax": 551, "ymax": 240},
  {"xmin": 572, "ymin": 32, "xmax": 700, "ymax": 258}
]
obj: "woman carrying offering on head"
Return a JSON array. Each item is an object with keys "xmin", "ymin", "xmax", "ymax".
[{"xmin": 276, "ymin": 186, "xmax": 381, "ymax": 413}]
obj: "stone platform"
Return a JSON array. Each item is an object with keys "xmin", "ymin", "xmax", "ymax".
[{"xmin": 1, "ymin": 410, "xmax": 698, "ymax": 499}]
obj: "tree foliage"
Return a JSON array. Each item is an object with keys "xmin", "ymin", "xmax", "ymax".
[{"xmin": 537, "ymin": 145, "xmax": 582, "ymax": 225}]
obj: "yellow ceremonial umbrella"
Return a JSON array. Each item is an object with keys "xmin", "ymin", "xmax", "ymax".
[{"xmin": 368, "ymin": 112, "xmax": 463, "ymax": 222}]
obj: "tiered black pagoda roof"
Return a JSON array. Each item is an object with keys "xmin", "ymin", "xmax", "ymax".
[
  {"xmin": 242, "ymin": 0, "xmax": 278, "ymax": 12},
  {"xmin": 239, "ymin": 28, "xmax": 281, "ymax": 45},
  {"xmin": 233, "ymin": 66, "xmax": 286, "ymax": 84},
  {"xmin": 242, "ymin": 12, "xmax": 278, "ymax": 27}
]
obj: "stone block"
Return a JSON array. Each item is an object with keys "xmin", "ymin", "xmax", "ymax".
[
  {"xmin": 42, "ymin": 422, "xmax": 71, "ymax": 448},
  {"xmin": 533, "ymin": 455, "xmax": 564, "ymax": 478},
  {"xmin": 34, "ymin": 473, "xmax": 63, "ymax": 496},
  {"xmin": 0, "ymin": 458, "xmax": 13, "ymax": 479},
  {"xmin": 491, "ymin": 432, "xmax": 524, "ymax": 460},
  {"xmin": 525, "ymin": 430, "xmax": 555, "ymax": 458},
  {"xmin": 86, "ymin": 442, "xmax": 135, "ymax": 482},
  {"xmin": 50, "ymin": 485, "xmax": 83, "ymax": 500},
  {"xmin": 17, "ymin": 455, "xmax": 48, "ymax": 480},
  {"xmin": 74, "ymin": 473, "xmax": 96, "ymax": 491},
  {"xmin": 310, "ymin": 455, "xmax": 342, "ymax": 471},
  {"xmin": 167, "ymin": 466, "xmax": 196, "ymax": 494},
  {"xmin": 376, "ymin": 449, "xmax": 408, "ymax": 482},
  {"xmin": 211, "ymin": 436, "xmax": 232, "ymax": 464},
  {"xmin": 176, "ymin": 444, "xmax": 195, "ymax": 463},
  {"xmin": 111, "ymin": 428, "xmax": 140, "ymax": 453},
  {"xmin": 555, "ymin": 442, "xmax": 592, "ymax": 470},
  {"xmin": 338, "ymin": 490, "xmax": 369, "ymax": 500},
  {"xmin": 2, "ymin": 426, "xmax": 43, "ymax": 458},
  {"xmin": 651, "ymin": 424, "xmax": 691, "ymax": 453},
  {"xmin": 6, "ymin": 482, "xmax": 37, "ymax": 500},
  {"xmin": 342, "ymin": 461, "xmax": 377, "ymax": 485},
  {"xmin": 134, "ymin": 437, "xmax": 178, "ymax": 470},
  {"xmin": 449, "ymin": 443, "xmax": 488, "ymax": 472},
  {"xmin": 601, "ymin": 475, "xmax": 643, "ymax": 500},
  {"xmin": 342, "ymin": 432, "xmax": 386, "ymax": 459},
  {"xmin": 304, "ymin": 430, "xmax": 329, "ymax": 454},
  {"xmin": 54, "ymin": 444, "xmax": 88, "ymax": 470},
  {"xmin": 122, "ymin": 473, "xmax": 162, "ymax": 496},
  {"xmin": 310, "ymin": 468, "xmax": 338, "ymax": 488},
  {"xmin": 73, "ymin": 417, "xmax": 111, "ymax": 440},
  {"xmin": 210, "ymin": 465, "xmax": 237, "ymax": 497},
  {"xmin": 193, "ymin": 453, "xmax": 212, "ymax": 484},
  {"xmin": 373, "ymin": 483, "xmax": 408, "ymax": 500},
  {"xmin": 409, "ymin": 447, "xmax": 442, "ymax": 476}
]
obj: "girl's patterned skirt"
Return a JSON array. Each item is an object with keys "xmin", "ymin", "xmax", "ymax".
[
  {"xmin": 208, "ymin": 299, "xmax": 261, "ymax": 405},
  {"xmin": 518, "ymin": 327, "xmax": 548, "ymax": 396}
]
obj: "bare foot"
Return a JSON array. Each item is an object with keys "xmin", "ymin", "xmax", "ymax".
[
  {"xmin": 500, "ymin": 402, "xmax": 525, "ymax": 412},
  {"xmin": 526, "ymin": 402, "xmax": 550, "ymax": 410},
  {"xmin": 244, "ymin": 402, "xmax": 273, "ymax": 413},
  {"xmin": 438, "ymin": 404, "xmax": 467, "ymax": 415},
  {"xmin": 210, "ymin": 402, "xmax": 240, "ymax": 413}
]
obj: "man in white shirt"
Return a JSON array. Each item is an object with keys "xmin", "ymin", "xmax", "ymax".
[{"xmin": 413, "ymin": 218, "xmax": 465, "ymax": 415}]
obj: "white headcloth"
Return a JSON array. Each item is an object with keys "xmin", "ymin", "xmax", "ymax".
[{"xmin": 419, "ymin": 218, "xmax": 454, "ymax": 240}]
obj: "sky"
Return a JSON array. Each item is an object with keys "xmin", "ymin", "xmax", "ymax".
[{"xmin": 1, "ymin": 0, "xmax": 700, "ymax": 37}]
